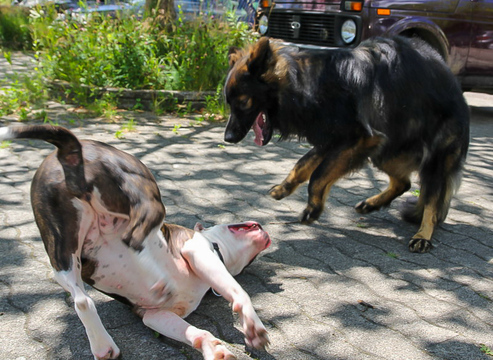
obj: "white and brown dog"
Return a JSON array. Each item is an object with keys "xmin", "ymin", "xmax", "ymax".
[{"xmin": 0, "ymin": 125, "xmax": 271, "ymax": 360}]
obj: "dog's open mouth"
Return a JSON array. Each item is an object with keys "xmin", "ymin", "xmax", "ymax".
[{"xmin": 252, "ymin": 112, "xmax": 271, "ymax": 146}]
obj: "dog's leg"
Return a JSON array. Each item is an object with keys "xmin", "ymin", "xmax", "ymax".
[
  {"xmin": 355, "ymin": 154, "xmax": 416, "ymax": 213},
  {"xmin": 355, "ymin": 176, "xmax": 411, "ymax": 213},
  {"xmin": 54, "ymin": 254, "xmax": 120, "ymax": 360},
  {"xmin": 143, "ymin": 310, "xmax": 236, "ymax": 360},
  {"xmin": 181, "ymin": 233, "xmax": 269, "ymax": 350},
  {"xmin": 408, "ymin": 201, "xmax": 437, "ymax": 253},
  {"xmin": 407, "ymin": 141, "xmax": 466, "ymax": 253},
  {"xmin": 270, "ymin": 147, "xmax": 324, "ymax": 200},
  {"xmin": 301, "ymin": 136, "xmax": 383, "ymax": 224}
]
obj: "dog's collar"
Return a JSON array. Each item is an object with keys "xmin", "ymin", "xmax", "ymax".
[
  {"xmin": 211, "ymin": 242, "xmax": 224, "ymax": 297},
  {"xmin": 212, "ymin": 242, "xmax": 225, "ymax": 264}
]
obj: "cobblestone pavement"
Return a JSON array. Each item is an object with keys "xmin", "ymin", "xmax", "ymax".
[{"xmin": 1, "ymin": 53, "xmax": 493, "ymax": 360}]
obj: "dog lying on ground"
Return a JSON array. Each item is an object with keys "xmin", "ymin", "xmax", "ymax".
[
  {"xmin": 0, "ymin": 124, "xmax": 270, "ymax": 360},
  {"xmin": 224, "ymin": 36, "xmax": 470, "ymax": 253}
]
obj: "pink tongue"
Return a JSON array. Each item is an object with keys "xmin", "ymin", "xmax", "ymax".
[{"xmin": 253, "ymin": 112, "xmax": 265, "ymax": 146}]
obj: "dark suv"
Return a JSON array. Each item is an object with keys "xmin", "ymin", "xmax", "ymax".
[{"xmin": 257, "ymin": 0, "xmax": 493, "ymax": 93}]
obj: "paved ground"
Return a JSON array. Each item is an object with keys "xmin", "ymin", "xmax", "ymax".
[{"xmin": 1, "ymin": 53, "xmax": 493, "ymax": 360}]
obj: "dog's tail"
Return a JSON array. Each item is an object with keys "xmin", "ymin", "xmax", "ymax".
[{"xmin": 0, "ymin": 125, "xmax": 88, "ymax": 198}]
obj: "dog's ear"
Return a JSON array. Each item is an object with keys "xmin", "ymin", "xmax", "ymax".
[
  {"xmin": 247, "ymin": 37, "xmax": 272, "ymax": 78},
  {"xmin": 194, "ymin": 222, "xmax": 205, "ymax": 232},
  {"xmin": 228, "ymin": 46, "xmax": 244, "ymax": 68}
]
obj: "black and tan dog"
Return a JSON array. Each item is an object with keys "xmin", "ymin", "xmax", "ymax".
[
  {"xmin": 224, "ymin": 36, "xmax": 470, "ymax": 253},
  {"xmin": 0, "ymin": 125, "xmax": 270, "ymax": 360}
]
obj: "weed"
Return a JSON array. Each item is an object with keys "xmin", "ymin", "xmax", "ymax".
[
  {"xmin": 3, "ymin": 51, "xmax": 12, "ymax": 64},
  {"xmin": 203, "ymin": 83, "xmax": 228, "ymax": 120},
  {"xmin": 411, "ymin": 189, "xmax": 420, "ymax": 197},
  {"xmin": 480, "ymin": 344, "xmax": 493, "ymax": 356},
  {"xmin": 115, "ymin": 118, "xmax": 137, "ymax": 139},
  {"xmin": 19, "ymin": 107, "xmax": 29, "ymax": 121},
  {"xmin": 132, "ymin": 98, "xmax": 144, "ymax": 111},
  {"xmin": 0, "ymin": 140, "xmax": 11, "ymax": 149},
  {"xmin": 384, "ymin": 252, "xmax": 399, "ymax": 259},
  {"xmin": 37, "ymin": 110, "xmax": 49, "ymax": 123},
  {"xmin": 172, "ymin": 124, "xmax": 181, "ymax": 134},
  {"xmin": 88, "ymin": 93, "xmax": 119, "ymax": 119},
  {"xmin": 123, "ymin": 118, "xmax": 136, "ymax": 131},
  {"xmin": 478, "ymin": 293, "xmax": 492, "ymax": 301},
  {"xmin": 0, "ymin": 70, "xmax": 48, "ymax": 117}
]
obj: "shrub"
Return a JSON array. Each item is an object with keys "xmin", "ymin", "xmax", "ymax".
[
  {"xmin": 0, "ymin": 5, "xmax": 33, "ymax": 50},
  {"xmin": 31, "ymin": 5, "xmax": 256, "ymax": 92}
]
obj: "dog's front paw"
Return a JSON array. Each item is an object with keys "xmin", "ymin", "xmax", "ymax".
[
  {"xmin": 92, "ymin": 344, "xmax": 120, "ymax": 360},
  {"xmin": 408, "ymin": 238, "xmax": 433, "ymax": 253},
  {"xmin": 193, "ymin": 333, "xmax": 236, "ymax": 360},
  {"xmin": 269, "ymin": 184, "xmax": 292, "ymax": 200},
  {"xmin": 355, "ymin": 200, "xmax": 380, "ymax": 214},
  {"xmin": 300, "ymin": 205, "xmax": 322, "ymax": 224},
  {"xmin": 89, "ymin": 329, "xmax": 120, "ymax": 360},
  {"xmin": 232, "ymin": 301, "xmax": 269, "ymax": 350}
]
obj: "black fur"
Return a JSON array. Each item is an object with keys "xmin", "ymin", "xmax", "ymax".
[{"xmin": 224, "ymin": 36, "xmax": 470, "ymax": 252}]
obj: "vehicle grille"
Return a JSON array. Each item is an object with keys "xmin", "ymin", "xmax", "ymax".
[{"xmin": 267, "ymin": 12, "xmax": 337, "ymax": 46}]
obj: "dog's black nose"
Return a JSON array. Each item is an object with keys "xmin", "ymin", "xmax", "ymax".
[
  {"xmin": 224, "ymin": 130, "xmax": 238, "ymax": 143},
  {"xmin": 224, "ymin": 115, "xmax": 240, "ymax": 143}
]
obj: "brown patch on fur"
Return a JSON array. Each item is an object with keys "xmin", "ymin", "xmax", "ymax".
[
  {"xmin": 309, "ymin": 135, "xmax": 385, "ymax": 209},
  {"xmin": 377, "ymin": 154, "xmax": 419, "ymax": 179},
  {"xmin": 360, "ymin": 154, "xmax": 418, "ymax": 209},
  {"xmin": 270, "ymin": 148, "xmax": 324, "ymax": 200},
  {"xmin": 161, "ymin": 223, "xmax": 194, "ymax": 258},
  {"xmin": 171, "ymin": 301, "xmax": 188, "ymax": 317},
  {"xmin": 228, "ymin": 46, "xmax": 245, "ymax": 68},
  {"xmin": 413, "ymin": 202, "xmax": 438, "ymax": 241},
  {"xmin": 81, "ymin": 258, "xmax": 97, "ymax": 286}
]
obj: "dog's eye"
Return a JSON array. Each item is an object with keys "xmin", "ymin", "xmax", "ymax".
[{"xmin": 237, "ymin": 95, "xmax": 252, "ymax": 111}]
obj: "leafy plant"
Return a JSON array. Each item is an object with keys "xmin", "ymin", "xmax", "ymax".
[
  {"xmin": 30, "ymin": 4, "xmax": 256, "ymax": 93},
  {"xmin": 115, "ymin": 118, "xmax": 137, "ymax": 139},
  {"xmin": 0, "ymin": 5, "xmax": 33, "ymax": 50},
  {"xmin": 480, "ymin": 344, "xmax": 493, "ymax": 356},
  {"xmin": 0, "ymin": 56, "xmax": 48, "ymax": 117},
  {"xmin": 172, "ymin": 124, "xmax": 181, "ymax": 134},
  {"xmin": 1, "ymin": 2, "xmax": 256, "ymax": 117}
]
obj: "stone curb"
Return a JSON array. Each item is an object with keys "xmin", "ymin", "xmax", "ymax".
[{"xmin": 48, "ymin": 79, "xmax": 216, "ymax": 111}]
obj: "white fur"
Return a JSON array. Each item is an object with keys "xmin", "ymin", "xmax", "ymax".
[{"xmin": 54, "ymin": 258, "xmax": 120, "ymax": 359}]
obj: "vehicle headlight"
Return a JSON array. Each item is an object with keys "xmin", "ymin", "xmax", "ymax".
[
  {"xmin": 341, "ymin": 19, "xmax": 356, "ymax": 44},
  {"xmin": 258, "ymin": 15, "xmax": 268, "ymax": 35}
]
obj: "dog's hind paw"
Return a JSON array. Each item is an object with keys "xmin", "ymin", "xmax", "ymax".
[
  {"xmin": 355, "ymin": 200, "xmax": 380, "ymax": 214},
  {"xmin": 300, "ymin": 206, "xmax": 322, "ymax": 224},
  {"xmin": 408, "ymin": 238, "xmax": 433, "ymax": 253}
]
